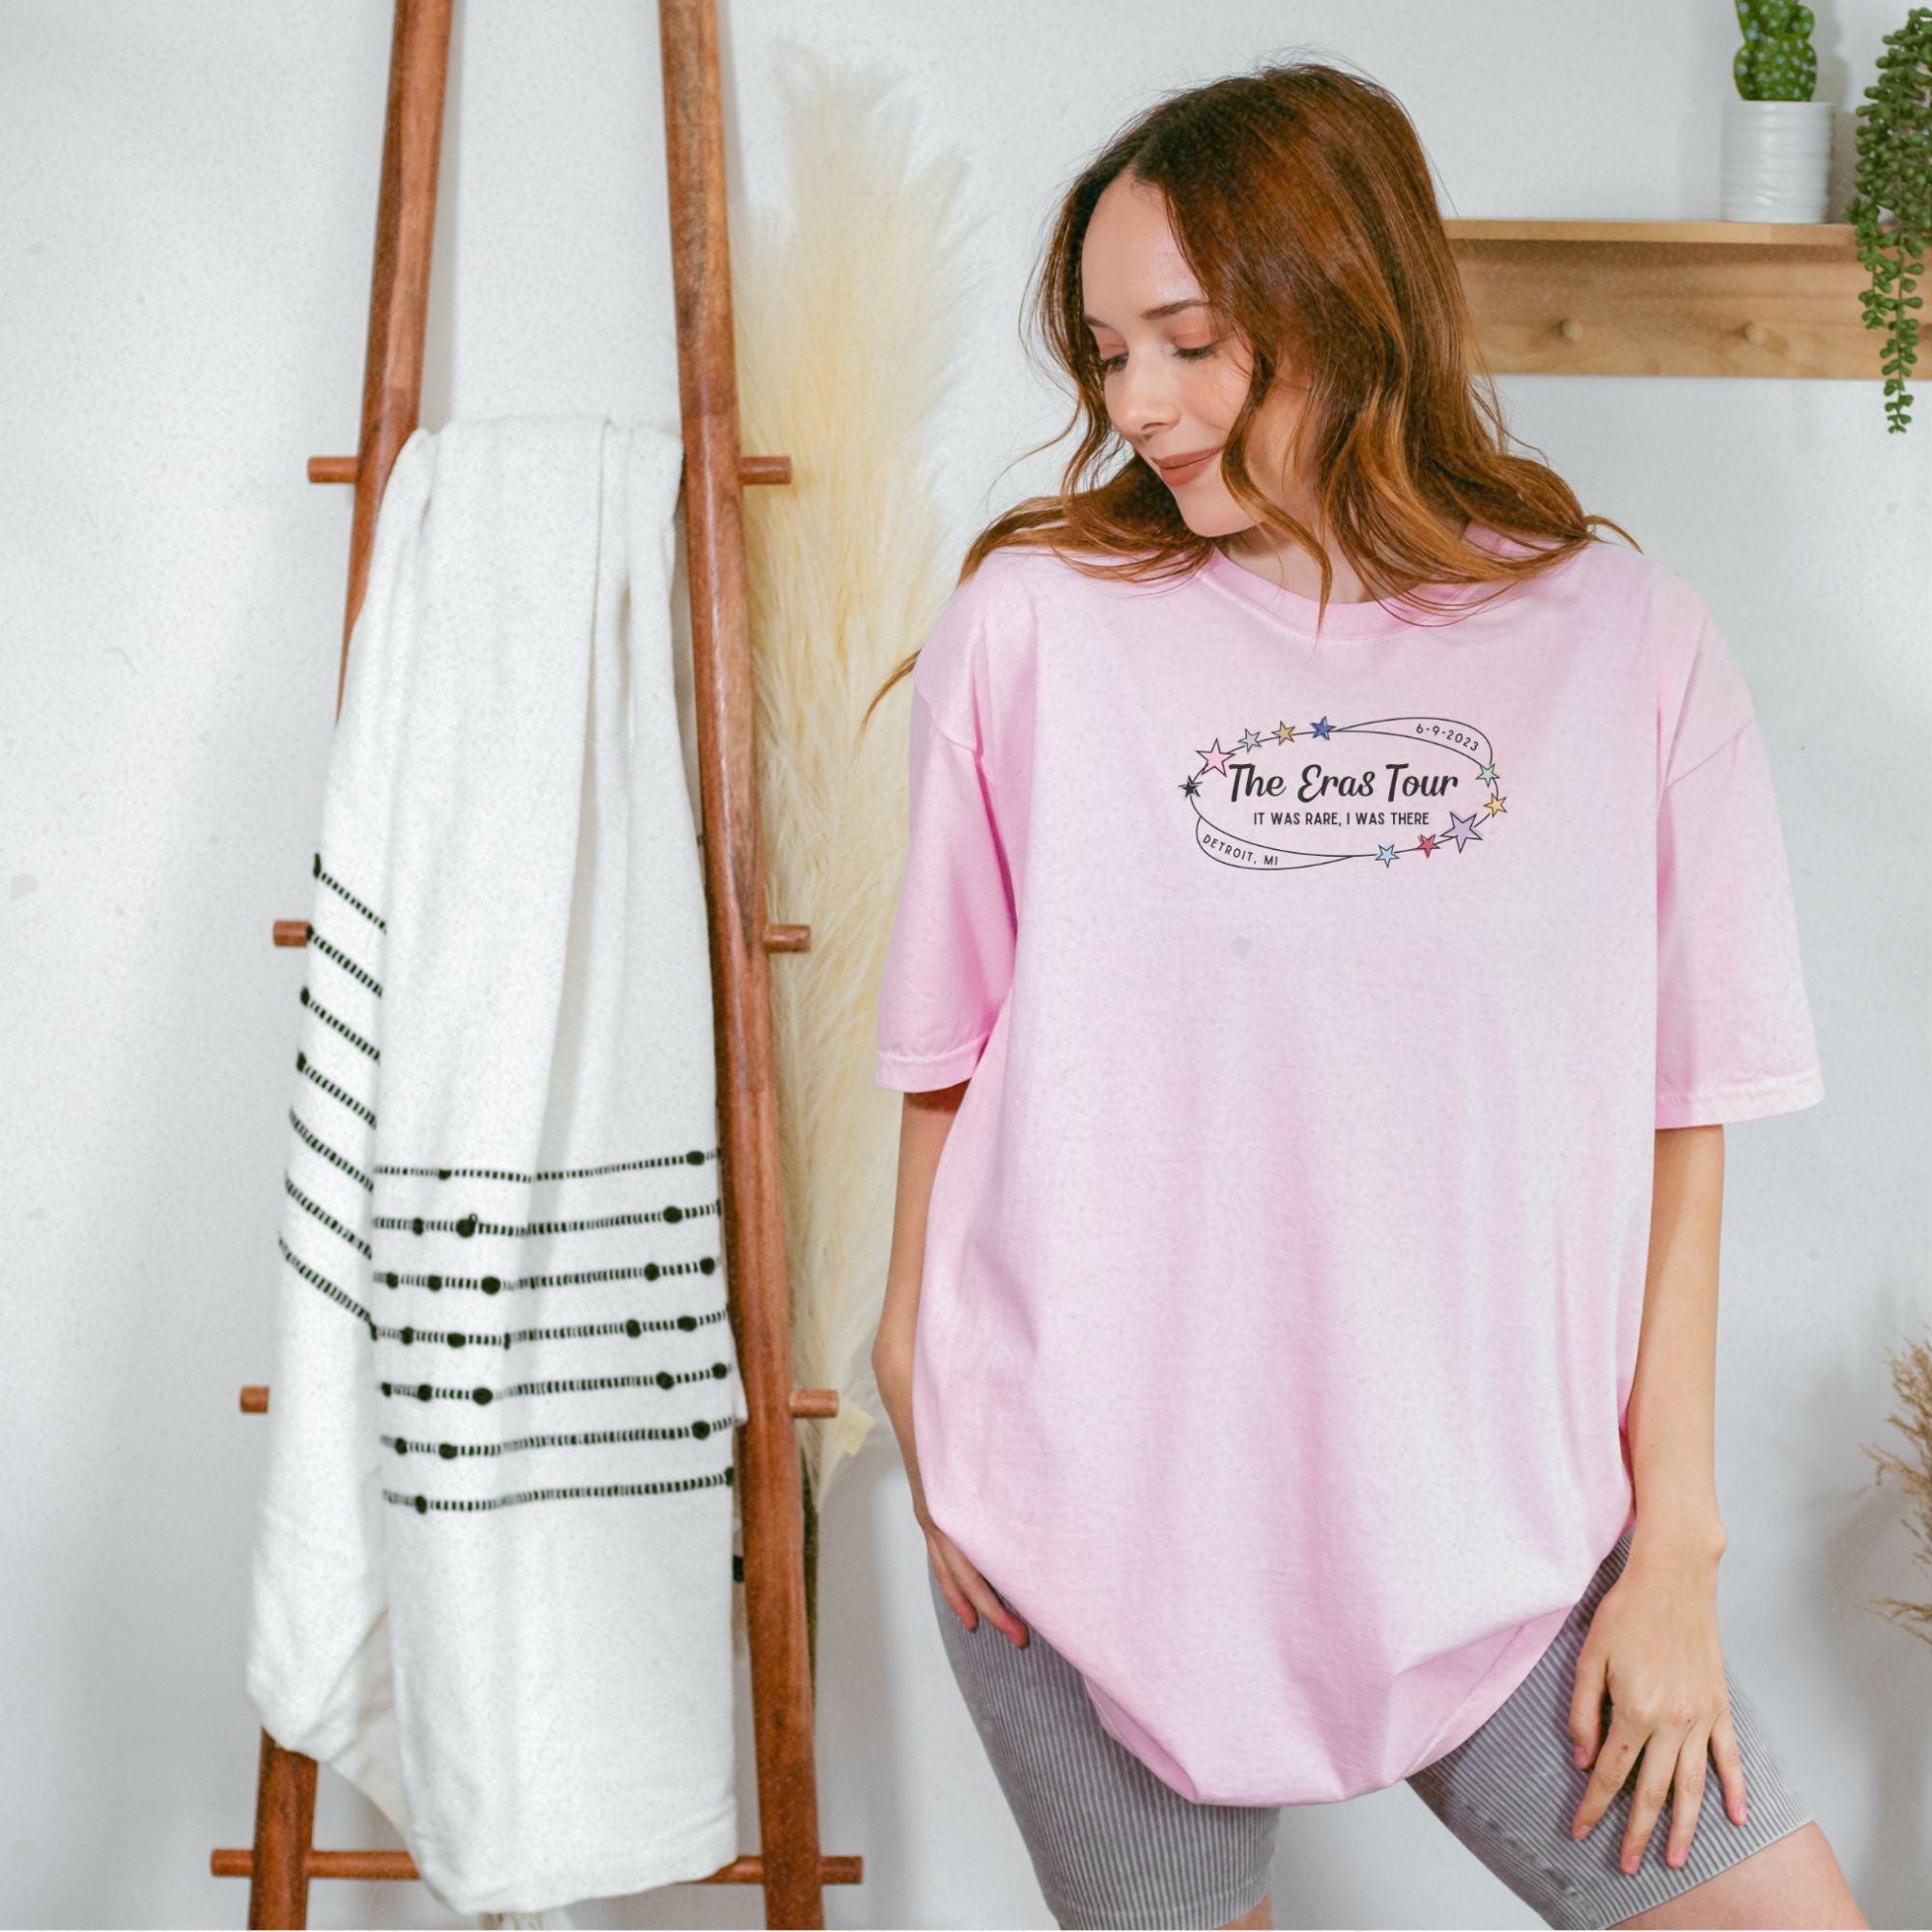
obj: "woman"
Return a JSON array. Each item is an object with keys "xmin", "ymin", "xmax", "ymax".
[{"xmin": 865, "ymin": 60, "xmax": 1863, "ymax": 1932}]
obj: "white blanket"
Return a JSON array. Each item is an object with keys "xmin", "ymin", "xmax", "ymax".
[{"xmin": 246, "ymin": 416, "xmax": 749, "ymax": 1916}]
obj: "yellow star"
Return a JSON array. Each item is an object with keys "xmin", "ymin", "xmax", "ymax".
[
  {"xmin": 1484, "ymin": 793, "xmax": 1508, "ymax": 816},
  {"xmin": 1275, "ymin": 719, "xmax": 1298, "ymax": 743}
]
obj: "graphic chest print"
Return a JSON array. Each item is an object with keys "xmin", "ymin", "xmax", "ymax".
[{"xmin": 1180, "ymin": 713, "xmax": 1509, "ymax": 870}]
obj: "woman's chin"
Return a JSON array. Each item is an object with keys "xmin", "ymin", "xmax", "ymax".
[{"xmin": 1174, "ymin": 493, "xmax": 1253, "ymax": 539}]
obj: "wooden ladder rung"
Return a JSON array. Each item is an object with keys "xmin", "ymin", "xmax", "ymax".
[
  {"xmin": 211, "ymin": 1848, "xmax": 863, "ymax": 1885},
  {"xmin": 238, "ymin": 1383, "xmax": 838, "ymax": 1416},
  {"xmin": 274, "ymin": 919, "xmax": 811, "ymax": 952},
  {"xmin": 306, "ymin": 453, "xmax": 792, "ymax": 487}
]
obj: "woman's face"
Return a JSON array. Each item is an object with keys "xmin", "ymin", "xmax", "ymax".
[{"xmin": 1079, "ymin": 171, "xmax": 1306, "ymax": 538}]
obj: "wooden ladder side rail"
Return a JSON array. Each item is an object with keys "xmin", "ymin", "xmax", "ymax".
[
  {"xmin": 231, "ymin": 6, "xmax": 454, "ymax": 1921},
  {"xmin": 216, "ymin": 1, "xmax": 851, "ymax": 1923},
  {"xmin": 656, "ymin": 0, "xmax": 831, "ymax": 1924}
]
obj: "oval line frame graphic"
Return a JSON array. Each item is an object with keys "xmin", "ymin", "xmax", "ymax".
[{"xmin": 1182, "ymin": 714, "xmax": 1510, "ymax": 871}]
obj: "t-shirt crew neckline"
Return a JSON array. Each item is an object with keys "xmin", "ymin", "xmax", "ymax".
[{"xmin": 1197, "ymin": 521, "xmax": 1508, "ymax": 640}]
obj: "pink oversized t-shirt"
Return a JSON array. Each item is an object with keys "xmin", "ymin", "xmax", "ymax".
[{"xmin": 873, "ymin": 525, "xmax": 1824, "ymax": 1805}]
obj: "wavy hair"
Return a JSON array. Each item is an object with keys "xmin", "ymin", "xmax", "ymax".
[{"xmin": 862, "ymin": 57, "xmax": 1634, "ymax": 732}]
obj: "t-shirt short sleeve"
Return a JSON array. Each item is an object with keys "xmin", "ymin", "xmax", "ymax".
[
  {"xmin": 1654, "ymin": 592, "xmax": 1824, "ymax": 1128},
  {"xmin": 874, "ymin": 569, "xmax": 1020, "ymax": 1092}
]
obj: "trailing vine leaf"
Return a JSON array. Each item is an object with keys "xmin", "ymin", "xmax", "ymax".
[{"xmin": 1848, "ymin": 9, "xmax": 1932, "ymax": 432}]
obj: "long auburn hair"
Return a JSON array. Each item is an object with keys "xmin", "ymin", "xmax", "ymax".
[{"xmin": 861, "ymin": 57, "xmax": 1634, "ymax": 733}]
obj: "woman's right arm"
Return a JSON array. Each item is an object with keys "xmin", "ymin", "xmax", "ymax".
[{"xmin": 870, "ymin": 1083, "xmax": 1030, "ymax": 1646}]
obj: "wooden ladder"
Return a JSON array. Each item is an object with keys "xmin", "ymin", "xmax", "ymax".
[{"xmin": 208, "ymin": 2, "xmax": 855, "ymax": 1922}]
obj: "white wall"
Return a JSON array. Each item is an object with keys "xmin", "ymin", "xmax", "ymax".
[{"xmin": 3, "ymin": 2, "xmax": 1926, "ymax": 1926}]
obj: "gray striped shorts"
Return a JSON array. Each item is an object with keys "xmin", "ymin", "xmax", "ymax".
[{"xmin": 928, "ymin": 1524, "xmax": 1814, "ymax": 1929}]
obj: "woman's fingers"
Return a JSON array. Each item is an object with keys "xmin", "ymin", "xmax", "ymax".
[
  {"xmin": 1571, "ymin": 1705, "xmax": 1645, "ymax": 1841},
  {"xmin": 1566, "ymin": 1644, "xmax": 1610, "ymax": 1767},
  {"xmin": 1709, "ymin": 1703, "xmax": 1750, "ymax": 1827},
  {"xmin": 928, "ymin": 1536, "xmax": 1029, "ymax": 1646},
  {"xmin": 1660, "ymin": 1727, "xmax": 1713, "ymax": 1868},
  {"xmin": 1577, "ymin": 1706, "xmax": 1743, "ymax": 1873},
  {"xmin": 1617, "ymin": 1720, "xmax": 1688, "ymax": 1872}
]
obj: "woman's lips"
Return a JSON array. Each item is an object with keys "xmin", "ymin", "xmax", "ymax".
[{"xmin": 1154, "ymin": 446, "xmax": 1220, "ymax": 486}]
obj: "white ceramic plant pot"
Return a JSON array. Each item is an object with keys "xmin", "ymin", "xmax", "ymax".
[{"xmin": 1719, "ymin": 99, "xmax": 1836, "ymax": 221}]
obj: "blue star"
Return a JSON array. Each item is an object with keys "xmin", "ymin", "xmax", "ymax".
[
  {"xmin": 1311, "ymin": 715, "xmax": 1333, "ymax": 739},
  {"xmin": 1375, "ymin": 842, "xmax": 1398, "ymax": 867}
]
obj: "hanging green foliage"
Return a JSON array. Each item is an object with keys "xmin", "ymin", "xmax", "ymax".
[{"xmin": 1849, "ymin": 9, "xmax": 1932, "ymax": 432}]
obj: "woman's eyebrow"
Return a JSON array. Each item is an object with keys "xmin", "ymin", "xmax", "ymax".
[{"xmin": 1081, "ymin": 298, "xmax": 1212, "ymax": 327}]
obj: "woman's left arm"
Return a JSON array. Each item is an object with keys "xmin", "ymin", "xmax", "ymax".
[{"xmin": 1567, "ymin": 1122, "xmax": 1752, "ymax": 1873}]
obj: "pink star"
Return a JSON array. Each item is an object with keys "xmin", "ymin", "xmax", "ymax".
[{"xmin": 1196, "ymin": 738, "xmax": 1232, "ymax": 776}]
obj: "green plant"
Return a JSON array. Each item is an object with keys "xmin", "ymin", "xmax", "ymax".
[
  {"xmin": 1849, "ymin": 9, "xmax": 1932, "ymax": 432},
  {"xmin": 1734, "ymin": 0, "xmax": 1820, "ymax": 99}
]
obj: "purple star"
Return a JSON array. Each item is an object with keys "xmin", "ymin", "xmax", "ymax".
[{"xmin": 1445, "ymin": 810, "xmax": 1484, "ymax": 851}]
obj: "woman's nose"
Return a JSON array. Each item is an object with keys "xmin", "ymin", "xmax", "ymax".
[{"xmin": 1117, "ymin": 364, "xmax": 1179, "ymax": 440}]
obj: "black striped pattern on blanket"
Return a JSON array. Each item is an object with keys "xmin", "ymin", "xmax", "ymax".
[{"xmin": 276, "ymin": 848, "xmax": 745, "ymax": 1518}]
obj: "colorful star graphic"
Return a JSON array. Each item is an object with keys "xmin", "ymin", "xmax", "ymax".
[
  {"xmin": 1483, "ymin": 793, "xmax": 1508, "ymax": 816},
  {"xmin": 1375, "ymin": 842, "xmax": 1398, "ymax": 867},
  {"xmin": 1416, "ymin": 833, "xmax": 1436, "ymax": 856},
  {"xmin": 1445, "ymin": 810, "xmax": 1484, "ymax": 851},
  {"xmin": 1311, "ymin": 715, "xmax": 1334, "ymax": 739},
  {"xmin": 1274, "ymin": 720, "xmax": 1298, "ymax": 743},
  {"xmin": 1197, "ymin": 738, "xmax": 1232, "ymax": 775},
  {"xmin": 1477, "ymin": 761, "xmax": 1499, "ymax": 782}
]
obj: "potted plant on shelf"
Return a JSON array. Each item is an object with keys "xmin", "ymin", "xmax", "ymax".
[
  {"xmin": 1848, "ymin": 8, "xmax": 1931, "ymax": 432},
  {"xmin": 1721, "ymin": 0, "xmax": 1835, "ymax": 221}
]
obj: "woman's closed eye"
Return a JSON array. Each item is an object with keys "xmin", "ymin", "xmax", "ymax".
[{"xmin": 1096, "ymin": 340, "xmax": 1224, "ymax": 374}]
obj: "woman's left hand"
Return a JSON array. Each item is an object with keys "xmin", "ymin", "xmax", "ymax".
[{"xmin": 1566, "ymin": 1534, "xmax": 1749, "ymax": 1874}]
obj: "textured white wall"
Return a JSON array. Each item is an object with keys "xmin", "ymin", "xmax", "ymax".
[{"xmin": 2, "ymin": 2, "xmax": 1925, "ymax": 1926}]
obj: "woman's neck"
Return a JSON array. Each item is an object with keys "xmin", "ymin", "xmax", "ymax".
[{"xmin": 1217, "ymin": 513, "xmax": 1474, "ymax": 605}]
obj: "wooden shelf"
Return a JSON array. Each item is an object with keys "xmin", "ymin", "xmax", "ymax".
[{"xmin": 1441, "ymin": 218, "xmax": 1886, "ymax": 379}]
